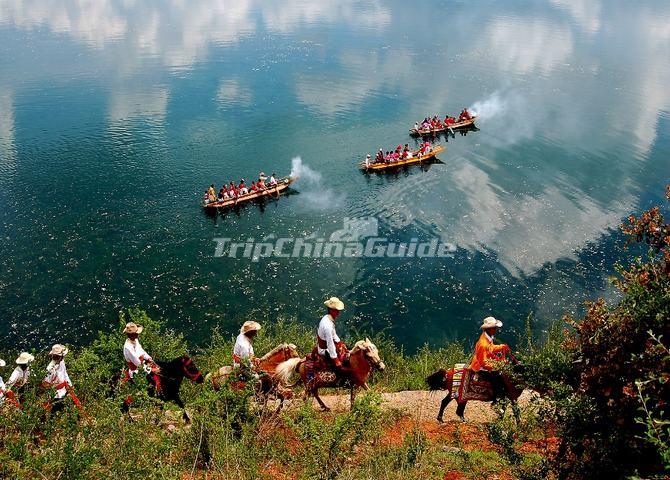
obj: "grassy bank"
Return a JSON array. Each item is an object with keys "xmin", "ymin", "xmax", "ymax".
[{"xmin": 1, "ymin": 310, "xmax": 491, "ymax": 480}]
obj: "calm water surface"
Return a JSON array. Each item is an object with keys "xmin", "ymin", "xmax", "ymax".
[{"xmin": 1, "ymin": 0, "xmax": 669, "ymax": 350}]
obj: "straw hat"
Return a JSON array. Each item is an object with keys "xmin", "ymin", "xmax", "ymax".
[
  {"xmin": 0, "ymin": 359, "xmax": 5, "ymax": 367},
  {"xmin": 324, "ymin": 297, "xmax": 345, "ymax": 311},
  {"xmin": 123, "ymin": 322, "xmax": 143, "ymax": 334},
  {"xmin": 49, "ymin": 344, "xmax": 69, "ymax": 356},
  {"xmin": 240, "ymin": 321, "xmax": 261, "ymax": 335},
  {"xmin": 16, "ymin": 352, "xmax": 35, "ymax": 365},
  {"xmin": 480, "ymin": 316, "xmax": 503, "ymax": 330}
]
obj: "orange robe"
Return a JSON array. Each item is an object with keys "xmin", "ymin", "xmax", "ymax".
[{"xmin": 469, "ymin": 333, "xmax": 508, "ymax": 371}]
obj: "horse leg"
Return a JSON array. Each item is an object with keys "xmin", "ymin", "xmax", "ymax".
[
  {"xmin": 274, "ymin": 394, "xmax": 284, "ymax": 415},
  {"xmin": 349, "ymin": 386, "xmax": 357, "ymax": 410},
  {"xmin": 175, "ymin": 397, "xmax": 191, "ymax": 424},
  {"xmin": 437, "ymin": 393, "xmax": 452, "ymax": 423},
  {"xmin": 511, "ymin": 401, "xmax": 521, "ymax": 424},
  {"xmin": 455, "ymin": 401, "xmax": 467, "ymax": 422},
  {"xmin": 313, "ymin": 387, "xmax": 330, "ymax": 412}
]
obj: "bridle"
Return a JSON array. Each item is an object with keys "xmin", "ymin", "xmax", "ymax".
[{"xmin": 181, "ymin": 356, "xmax": 203, "ymax": 382}]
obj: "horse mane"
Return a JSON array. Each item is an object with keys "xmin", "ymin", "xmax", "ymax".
[
  {"xmin": 260, "ymin": 343, "xmax": 296, "ymax": 361},
  {"xmin": 350, "ymin": 338, "xmax": 374, "ymax": 355}
]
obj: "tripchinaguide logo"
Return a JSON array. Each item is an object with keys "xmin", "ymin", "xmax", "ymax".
[{"xmin": 213, "ymin": 217, "xmax": 456, "ymax": 261}]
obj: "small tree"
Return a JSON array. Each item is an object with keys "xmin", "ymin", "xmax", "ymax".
[{"xmin": 552, "ymin": 186, "xmax": 670, "ymax": 478}]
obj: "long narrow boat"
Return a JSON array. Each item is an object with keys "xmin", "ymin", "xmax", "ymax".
[
  {"xmin": 359, "ymin": 145, "xmax": 446, "ymax": 171},
  {"xmin": 203, "ymin": 176, "xmax": 295, "ymax": 209},
  {"xmin": 409, "ymin": 117, "xmax": 477, "ymax": 136}
]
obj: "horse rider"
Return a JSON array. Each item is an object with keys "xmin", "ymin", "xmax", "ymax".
[
  {"xmin": 123, "ymin": 322, "xmax": 156, "ymax": 380},
  {"xmin": 121, "ymin": 321, "xmax": 158, "ymax": 413},
  {"xmin": 42, "ymin": 344, "xmax": 82, "ymax": 413},
  {"xmin": 0, "ymin": 352, "xmax": 34, "ymax": 407},
  {"xmin": 233, "ymin": 321, "xmax": 262, "ymax": 382},
  {"xmin": 316, "ymin": 297, "xmax": 349, "ymax": 371},
  {"xmin": 469, "ymin": 316, "xmax": 511, "ymax": 401},
  {"xmin": 233, "ymin": 321, "xmax": 261, "ymax": 368}
]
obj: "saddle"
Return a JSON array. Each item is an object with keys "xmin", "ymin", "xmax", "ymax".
[
  {"xmin": 451, "ymin": 364, "xmax": 519, "ymax": 403},
  {"xmin": 304, "ymin": 347, "xmax": 349, "ymax": 387}
]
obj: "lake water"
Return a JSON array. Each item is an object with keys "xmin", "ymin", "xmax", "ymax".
[{"xmin": 1, "ymin": 0, "xmax": 669, "ymax": 351}]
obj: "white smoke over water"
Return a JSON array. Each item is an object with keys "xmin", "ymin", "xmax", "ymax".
[
  {"xmin": 469, "ymin": 90, "xmax": 538, "ymax": 146},
  {"xmin": 290, "ymin": 156, "xmax": 344, "ymax": 209},
  {"xmin": 469, "ymin": 91, "xmax": 508, "ymax": 121}
]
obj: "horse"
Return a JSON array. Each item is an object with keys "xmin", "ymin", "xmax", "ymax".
[
  {"xmin": 275, "ymin": 339, "xmax": 385, "ymax": 411},
  {"xmin": 205, "ymin": 343, "xmax": 299, "ymax": 412},
  {"xmin": 426, "ymin": 363, "xmax": 528, "ymax": 423},
  {"xmin": 114, "ymin": 355, "xmax": 204, "ymax": 423}
]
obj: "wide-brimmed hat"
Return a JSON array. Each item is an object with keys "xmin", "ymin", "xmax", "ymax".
[
  {"xmin": 324, "ymin": 297, "xmax": 345, "ymax": 311},
  {"xmin": 123, "ymin": 322, "xmax": 144, "ymax": 334},
  {"xmin": 0, "ymin": 359, "xmax": 5, "ymax": 367},
  {"xmin": 16, "ymin": 352, "xmax": 35, "ymax": 365},
  {"xmin": 480, "ymin": 316, "xmax": 503, "ymax": 330},
  {"xmin": 240, "ymin": 321, "xmax": 261, "ymax": 334},
  {"xmin": 49, "ymin": 344, "xmax": 69, "ymax": 356}
]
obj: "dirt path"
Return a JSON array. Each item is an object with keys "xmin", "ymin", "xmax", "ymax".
[{"xmin": 304, "ymin": 389, "xmax": 538, "ymax": 424}]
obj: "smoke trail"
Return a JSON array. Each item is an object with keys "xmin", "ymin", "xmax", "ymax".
[
  {"xmin": 470, "ymin": 91, "xmax": 507, "ymax": 121},
  {"xmin": 469, "ymin": 90, "xmax": 537, "ymax": 145},
  {"xmin": 290, "ymin": 156, "xmax": 344, "ymax": 209}
]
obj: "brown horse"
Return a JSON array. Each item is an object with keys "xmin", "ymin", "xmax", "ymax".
[
  {"xmin": 275, "ymin": 339, "xmax": 385, "ymax": 411},
  {"xmin": 206, "ymin": 343, "xmax": 300, "ymax": 411},
  {"xmin": 426, "ymin": 366, "xmax": 526, "ymax": 422}
]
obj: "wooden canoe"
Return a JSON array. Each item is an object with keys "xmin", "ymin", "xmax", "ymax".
[
  {"xmin": 203, "ymin": 176, "xmax": 295, "ymax": 209},
  {"xmin": 360, "ymin": 145, "xmax": 446, "ymax": 171},
  {"xmin": 409, "ymin": 117, "xmax": 477, "ymax": 136}
]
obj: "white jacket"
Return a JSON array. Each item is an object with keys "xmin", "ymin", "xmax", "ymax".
[{"xmin": 317, "ymin": 314, "xmax": 340, "ymax": 359}]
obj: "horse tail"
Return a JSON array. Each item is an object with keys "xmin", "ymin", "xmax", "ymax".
[
  {"xmin": 426, "ymin": 368, "xmax": 450, "ymax": 391},
  {"xmin": 275, "ymin": 357, "xmax": 303, "ymax": 385}
]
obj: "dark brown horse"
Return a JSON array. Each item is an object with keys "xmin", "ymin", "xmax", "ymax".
[
  {"xmin": 275, "ymin": 339, "xmax": 385, "ymax": 411},
  {"xmin": 426, "ymin": 366, "xmax": 525, "ymax": 422},
  {"xmin": 114, "ymin": 355, "xmax": 204, "ymax": 423}
]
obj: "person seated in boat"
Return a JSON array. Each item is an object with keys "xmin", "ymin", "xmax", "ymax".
[
  {"xmin": 423, "ymin": 141, "xmax": 432, "ymax": 155},
  {"xmin": 259, "ymin": 172, "xmax": 267, "ymax": 182},
  {"xmin": 203, "ymin": 190, "xmax": 211, "ymax": 204},
  {"xmin": 375, "ymin": 149, "xmax": 384, "ymax": 163},
  {"xmin": 445, "ymin": 116, "xmax": 455, "ymax": 125},
  {"xmin": 257, "ymin": 178, "xmax": 268, "ymax": 190},
  {"xmin": 249, "ymin": 181, "xmax": 258, "ymax": 194},
  {"xmin": 218, "ymin": 187, "xmax": 227, "ymax": 201},
  {"xmin": 365, "ymin": 154, "xmax": 371, "ymax": 168},
  {"xmin": 228, "ymin": 181, "xmax": 237, "ymax": 198},
  {"xmin": 269, "ymin": 173, "xmax": 278, "ymax": 187},
  {"xmin": 238, "ymin": 179, "xmax": 248, "ymax": 195},
  {"xmin": 459, "ymin": 108, "xmax": 472, "ymax": 121},
  {"xmin": 207, "ymin": 186, "xmax": 217, "ymax": 203},
  {"xmin": 414, "ymin": 122, "xmax": 420, "ymax": 132}
]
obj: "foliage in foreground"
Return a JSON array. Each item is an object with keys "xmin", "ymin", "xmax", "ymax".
[{"xmin": 513, "ymin": 186, "xmax": 670, "ymax": 479}]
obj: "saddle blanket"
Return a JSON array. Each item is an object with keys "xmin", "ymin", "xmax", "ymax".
[{"xmin": 453, "ymin": 366, "xmax": 494, "ymax": 402}]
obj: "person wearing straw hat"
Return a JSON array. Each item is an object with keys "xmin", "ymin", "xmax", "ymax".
[
  {"xmin": 233, "ymin": 321, "xmax": 261, "ymax": 369},
  {"xmin": 0, "ymin": 358, "xmax": 7, "ymax": 405},
  {"xmin": 123, "ymin": 322, "xmax": 155, "ymax": 380},
  {"xmin": 469, "ymin": 316, "xmax": 511, "ymax": 401},
  {"xmin": 42, "ymin": 344, "xmax": 81, "ymax": 413},
  {"xmin": 316, "ymin": 297, "xmax": 348, "ymax": 370},
  {"xmin": 2, "ymin": 352, "xmax": 35, "ymax": 406}
]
